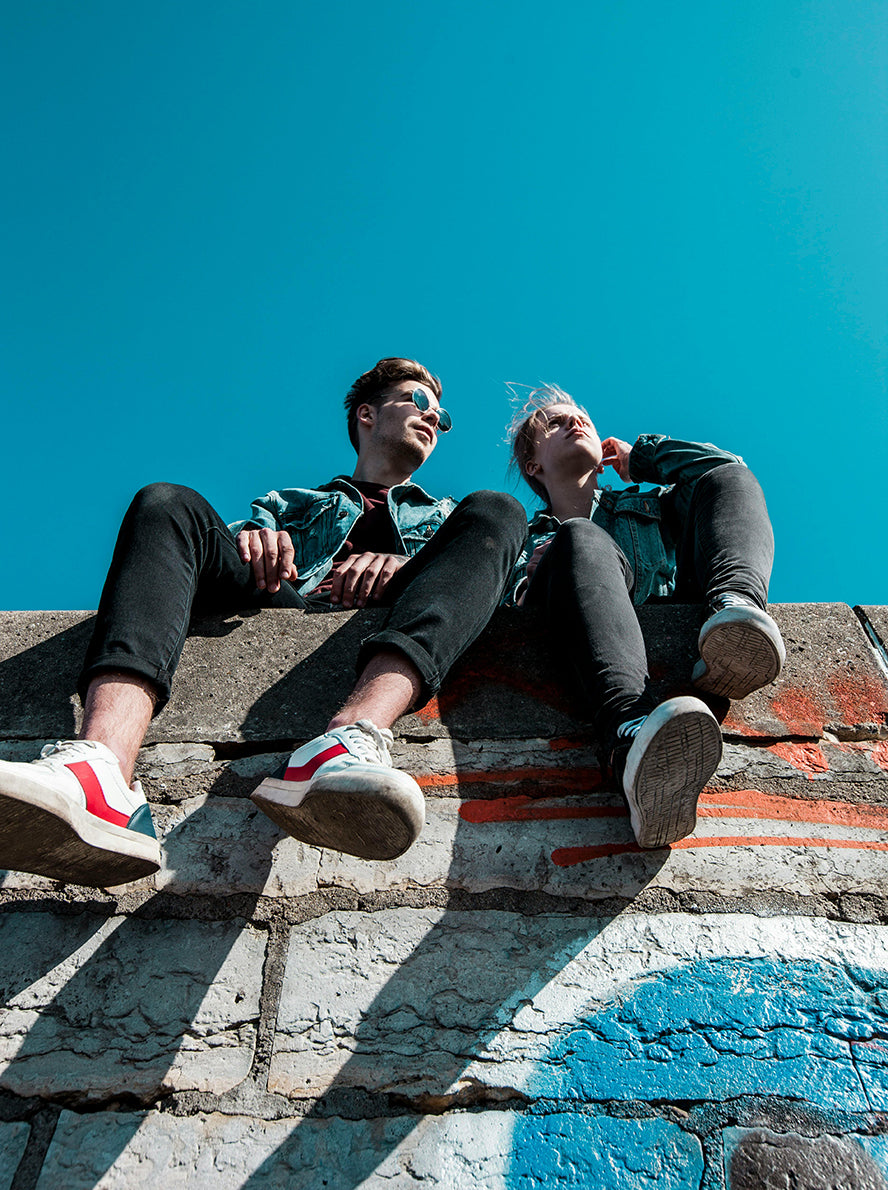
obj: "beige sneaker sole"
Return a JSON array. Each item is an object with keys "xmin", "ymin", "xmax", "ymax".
[
  {"xmin": 252, "ymin": 767, "xmax": 426, "ymax": 861},
  {"xmin": 0, "ymin": 771, "xmax": 160, "ymax": 887},
  {"xmin": 623, "ymin": 697, "xmax": 723, "ymax": 849}
]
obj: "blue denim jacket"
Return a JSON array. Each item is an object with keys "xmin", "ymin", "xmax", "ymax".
[
  {"xmin": 510, "ymin": 434, "xmax": 744, "ymax": 606},
  {"xmin": 229, "ymin": 477, "xmax": 457, "ymax": 598}
]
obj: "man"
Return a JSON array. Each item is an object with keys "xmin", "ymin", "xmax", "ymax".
[
  {"xmin": 508, "ymin": 385, "xmax": 784, "ymax": 849},
  {"xmin": 0, "ymin": 358, "xmax": 525, "ymax": 886}
]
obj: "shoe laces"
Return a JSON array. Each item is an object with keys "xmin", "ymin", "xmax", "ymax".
[
  {"xmin": 710, "ymin": 592, "xmax": 756, "ymax": 613},
  {"xmin": 616, "ymin": 715, "xmax": 647, "ymax": 742},
  {"xmin": 340, "ymin": 720, "xmax": 395, "ymax": 766},
  {"xmin": 37, "ymin": 739, "xmax": 95, "ymax": 764}
]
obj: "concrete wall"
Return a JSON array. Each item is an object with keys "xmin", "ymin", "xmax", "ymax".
[{"xmin": 1, "ymin": 603, "xmax": 887, "ymax": 1189}]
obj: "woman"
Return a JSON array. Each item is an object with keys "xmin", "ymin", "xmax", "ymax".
[{"xmin": 508, "ymin": 385, "xmax": 784, "ymax": 849}]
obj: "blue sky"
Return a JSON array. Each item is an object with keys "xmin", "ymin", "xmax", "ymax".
[{"xmin": 2, "ymin": 1, "xmax": 885, "ymax": 609}]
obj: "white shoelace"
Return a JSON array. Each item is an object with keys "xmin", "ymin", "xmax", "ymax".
[
  {"xmin": 37, "ymin": 739, "xmax": 94, "ymax": 765},
  {"xmin": 616, "ymin": 715, "xmax": 648, "ymax": 742},
  {"xmin": 710, "ymin": 592, "xmax": 756, "ymax": 612},
  {"xmin": 340, "ymin": 720, "xmax": 395, "ymax": 766}
]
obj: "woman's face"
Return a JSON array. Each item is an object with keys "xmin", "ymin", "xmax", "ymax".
[{"xmin": 526, "ymin": 403, "xmax": 603, "ymax": 486}]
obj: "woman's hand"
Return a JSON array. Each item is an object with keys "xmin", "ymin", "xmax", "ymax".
[{"xmin": 600, "ymin": 437, "xmax": 633, "ymax": 481}]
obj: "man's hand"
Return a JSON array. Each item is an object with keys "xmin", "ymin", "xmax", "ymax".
[
  {"xmin": 236, "ymin": 528, "xmax": 298, "ymax": 594},
  {"xmin": 330, "ymin": 552, "xmax": 408, "ymax": 608},
  {"xmin": 600, "ymin": 436, "xmax": 633, "ymax": 481}
]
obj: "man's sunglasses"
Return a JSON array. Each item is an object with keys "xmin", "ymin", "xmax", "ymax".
[{"xmin": 410, "ymin": 389, "xmax": 452, "ymax": 433}]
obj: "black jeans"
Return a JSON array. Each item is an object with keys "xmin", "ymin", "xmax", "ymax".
[
  {"xmin": 80, "ymin": 484, "xmax": 526, "ymax": 714},
  {"xmin": 524, "ymin": 463, "xmax": 775, "ymax": 751}
]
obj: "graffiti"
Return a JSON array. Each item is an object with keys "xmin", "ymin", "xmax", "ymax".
[{"xmin": 509, "ymin": 956, "xmax": 888, "ymax": 1188}]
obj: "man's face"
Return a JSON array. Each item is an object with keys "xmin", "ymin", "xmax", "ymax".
[
  {"xmin": 527, "ymin": 402, "xmax": 603, "ymax": 485},
  {"xmin": 368, "ymin": 380, "xmax": 445, "ymax": 468}
]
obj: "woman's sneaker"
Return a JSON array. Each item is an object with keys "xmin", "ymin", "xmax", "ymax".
[
  {"xmin": 252, "ymin": 720, "xmax": 426, "ymax": 861},
  {"xmin": 692, "ymin": 593, "xmax": 786, "ymax": 700},
  {"xmin": 611, "ymin": 697, "xmax": 723, "ymax": 849},
  {"xmin": 0, "ymin": 740, "xmax": 161, "ymax": 886}
]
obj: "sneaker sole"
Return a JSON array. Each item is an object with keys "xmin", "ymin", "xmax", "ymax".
[
  {"xmin": 693, "ymin": 608, "xmax": 786, "ymax": 700},
  {"xmin": 0, "ymin": 774, "xmax": 161, "ymax": 887},
  {"xmin": 252, "ymin": 769, "xmax": 426, "ymax": 861},
  {"xmin": 623, "ymin": 697, "xmax": 723, "ymax": 849}
]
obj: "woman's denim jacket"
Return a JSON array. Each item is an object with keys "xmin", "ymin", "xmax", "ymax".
[
  {"xmin": 509, "ymin": 434, "xmax": 744, "ymax": 606},
  {"xmin": 229, "ymin": 477, "xmax": 457, "ymax": 598}
]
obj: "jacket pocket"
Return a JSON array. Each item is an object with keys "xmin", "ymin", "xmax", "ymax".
[{"xmin": 611, "ymin": 495, "xmax": 671, "ymax": 603}]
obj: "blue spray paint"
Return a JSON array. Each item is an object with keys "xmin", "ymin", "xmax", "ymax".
[{"xmin": 509, "ymin": 957, "xmax": 888, "ymax": 1189}]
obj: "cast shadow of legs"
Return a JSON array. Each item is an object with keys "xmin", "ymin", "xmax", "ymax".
[
  {"xmin": 237, "ymin": 611, "xmax": 673, "ymax": 1188},
  {"xmin": 0, "ymin": 784, "xmax": 282, "ymax": 1123}
]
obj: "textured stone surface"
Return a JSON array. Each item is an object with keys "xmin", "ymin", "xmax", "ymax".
[
  {"xmin": 3, "ymin": 606, "xmax": 888, "ymax": 1187},
  {"xmin": 38, "ymin": 1108, "xmax": 702, "ymax": 1189},
  {"xmin": 3, "ymin": 605, "xmax": 886, "ymax": 744},
  {"xmin": 270, "ymin": 910, "xmax": 888, "ymax": 1108},
  {"xmin": 723, "ymin": 1127, "xmax": 888, "ymax": 1189},
  {"xmin": 0, "ymin": 1122, "xmax": 30, "ymax": 1190},
  {"xmin": 4, "ymin": 735, "xmax": 888, "ymax": 898},
  {"xmin": 0, "ymin": 912, "xmax": 265, "ymax": 1100}
]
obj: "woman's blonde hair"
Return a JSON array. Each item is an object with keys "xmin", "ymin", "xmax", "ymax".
[{"xmin": 507, "ymin": 383, "xmax": 589, "ymax": 503}]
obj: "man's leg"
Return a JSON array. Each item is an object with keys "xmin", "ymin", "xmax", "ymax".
[
  {"xmin": 0, "ymin": 483, "xmax": 302, "ymax": 887},
  {"xmin": 525, "ymin": 519, "xmax": 722, "ymax": 849},
  {"xmin": 668, "ymin": 463, "xmax": 785, "ymax": 698},
  {"xmin": 252, "ymin": 491, "xmax": 527, "ymax": 860}
]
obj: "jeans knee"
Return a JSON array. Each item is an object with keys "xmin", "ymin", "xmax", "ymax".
[
  {"xmin": 130, "ymin": 483, "xmax": 206, "ymax": 517},
  {"xmin": 553, "ymin": 517, "xmax": 618, "ymax": 558},
  {"xmin": 458, "ymin": 490, "xmax": 527, "ymax": 546},
  {"xmin": 695, "ymin": 462, "xmax": 761, "ymax": 497}
]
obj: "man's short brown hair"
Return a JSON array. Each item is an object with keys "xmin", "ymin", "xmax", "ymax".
[{"xmin": 345, "ymin": 357, "xmax": 443, "ymax": 452}]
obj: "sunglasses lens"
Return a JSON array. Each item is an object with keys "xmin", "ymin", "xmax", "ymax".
[{"xmin": 412, "ymin": 389, "xmax": 452, "ymax": 432}]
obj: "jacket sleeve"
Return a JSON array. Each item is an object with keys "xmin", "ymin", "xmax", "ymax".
[
  {"xmin": 628, "ymin": 434, "xmax": 745, "ymax": 487},
  {"xmin": 227, "ymin": 491, "xmax": 285, "ymax": 536}
]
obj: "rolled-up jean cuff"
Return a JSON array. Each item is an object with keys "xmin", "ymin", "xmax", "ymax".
[
  {"xmin": 355, "ymin": 630, "xmax": 441, "ymax": 706},
  {"xmin": 78, "ymin": 655, "xmax": 172, "ymax": 717}
]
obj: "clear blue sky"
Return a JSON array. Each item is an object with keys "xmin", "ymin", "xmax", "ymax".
[{"xmin": 2, "ymin": 1, "xmax": 885, "ymax": 609}]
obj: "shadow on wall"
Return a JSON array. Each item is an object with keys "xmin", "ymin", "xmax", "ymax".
[{"xmin": 0, "ymin": 608, "xmax": 669, "ymax": 1186}]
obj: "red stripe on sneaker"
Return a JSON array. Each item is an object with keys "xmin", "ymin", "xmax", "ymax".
[
  {"xmin": 66, "ymin": 761, "xmax": 130, "ymax": 828},
  {"xmin": 284, "ymin": 742, "xmax": 349, "ymax": 782}
]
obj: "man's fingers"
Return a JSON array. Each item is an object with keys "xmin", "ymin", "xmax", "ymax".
[
  {"xmin": 259, "ymin": 529, "xmax": 280, "ymax": 591},
  {"xmin": 236, "ymin": 530, "xmax": 251, "ymax": 564},
  {"xmin": 246, "ymin": 532, "xmax": 266, "ymax": 588},
  {"xmin": 356, "ymin": 555, "xmax": 389, "ymax": 606},
  {"xmin": 278, "ymin": 534, "xmax": 296, "ymax": 584},
  {"xmin": 340, "ymin": 554, "xmax": 375, "ymax": 608}
]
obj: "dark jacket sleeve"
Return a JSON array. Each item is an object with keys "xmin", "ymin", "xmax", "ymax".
[{"xmin": 628, "ymin": 434, "xmax": 745, "ymax": 487}]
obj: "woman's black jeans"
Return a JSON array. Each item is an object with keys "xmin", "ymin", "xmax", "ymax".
[
  {"xmin": 524, "ymin": 464, "xmax": 775, "ymax": 753},
  {"xmin": 79, "ymin": 484, "xmax": 526, "ymax": 714}
]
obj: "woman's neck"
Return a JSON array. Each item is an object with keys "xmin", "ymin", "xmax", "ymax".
[{"xmin": 546, "ymin": 471, "xmax": 599, "ymax": 521}]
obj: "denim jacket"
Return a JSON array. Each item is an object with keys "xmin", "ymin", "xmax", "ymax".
[
  {"xmin": 510, "ymin": 434, "xmax": 744, "ymax": 606},
  {"xmin": 229, "ymin": 477, "xmax": 457, "ymax": 598}
]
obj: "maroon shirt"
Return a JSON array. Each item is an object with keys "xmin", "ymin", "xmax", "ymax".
[{"xmin": 310, "ymin": 481, "xmax": 400, "ymax": 597}]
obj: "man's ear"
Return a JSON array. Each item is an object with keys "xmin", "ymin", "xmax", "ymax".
[
  {"xmin": 525, "ymin": 458, "xmax": 541, "ymax": 477},
  {"xmin": 356, "ymin": 402, "xmax": 376, "ymax": 431}
]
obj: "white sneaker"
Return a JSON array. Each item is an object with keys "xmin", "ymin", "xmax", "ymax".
[
  {"xmin": 0, "ymin": 740, "xmax": 161, "ymax": 886},
  {"xmin": 693, "ymin": 594, "xmax": 786, "ymax": 699},
  {"xmin": 252, "ymin": 720, "xmax": 426, "ymax": 860},
  {"xmin": 614, "ymin": 697, "xmax": 723, "ymax": 849}
]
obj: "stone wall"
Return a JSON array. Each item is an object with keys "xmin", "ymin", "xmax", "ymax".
[{"xmin": 1, "ymin": 604, "xmax": 888, "ymax": 1189}]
